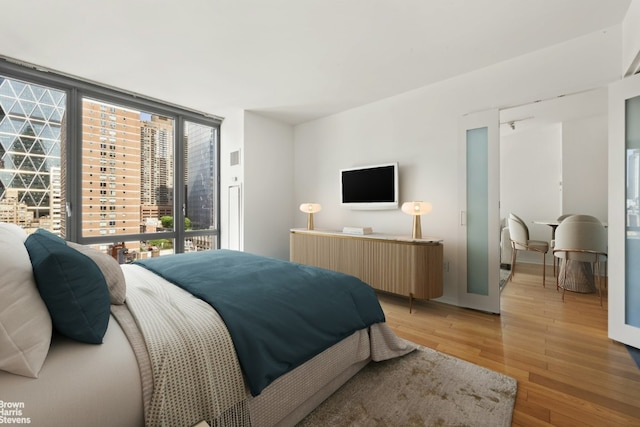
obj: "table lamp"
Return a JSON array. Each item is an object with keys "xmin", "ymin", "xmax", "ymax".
[
  {"xmin": 401, "ymin": 201, "xmax": 432, "ymax": 239},
  {"xmin": 300, "ymin": 203, "xmax": 322, "ymax": 230}
]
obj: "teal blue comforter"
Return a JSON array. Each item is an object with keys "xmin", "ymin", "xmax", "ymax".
[{"xmin": 134, "ymin": 249, "xmax": 385, "ymax": 396}]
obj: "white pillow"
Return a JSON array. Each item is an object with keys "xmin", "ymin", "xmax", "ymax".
[
  {"xmin": 0, "ymin": 222, "xmax": 28, "ymax": 242},
  {"xmin": 0, "ymin": 226, "xmax": 52, "ymax": 377},
  {"xmin": 67, "ymin": 242, "xmax": 126, "ymax": 304}
]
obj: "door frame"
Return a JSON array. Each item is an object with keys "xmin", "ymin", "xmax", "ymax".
[
  {"xmin": 458, "ymin": 109, "xmax": 501, "ymax": 314},
  {"xmin": 609, "ymin": 73, "xmax": 640, "ymax": 348}
]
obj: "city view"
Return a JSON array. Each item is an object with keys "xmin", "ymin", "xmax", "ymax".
[{"xmin": 0, "ymin": 75, "xmax": 218, "ymax": 258}]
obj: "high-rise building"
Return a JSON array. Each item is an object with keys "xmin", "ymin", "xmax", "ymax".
[
  {"xmin": 49, "ymin": 166, "xmax": 62, "ymax": 232},
  {"xmin": 0, "ymin": 76, "xmax": 65, "ymax": 233},
  {"xmin": 185, "ymin": 122, "xmax": 216, "ymax": 231},
  {"xmin": 0, "ymin": 188, "xmax": 32, "ymax": 225},
  {"xmin": 140, "ymin": 114, "xmax": 174, "ymax": 227},
  {"xmin": 81, "ymin": 99, "xmax": 142, "ymax": 237}
]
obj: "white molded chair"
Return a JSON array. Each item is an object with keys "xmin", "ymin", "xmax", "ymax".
[
  {"xmin": 561, "ymin": 214, "xmax": 601, "ymax": 224},
  {"xmin": 508, "ymin": 213, "xmax": 549, "ymax": 287},
  {"xmin": 500, "ymin": 218, "xmax": 513, "ymax": 268},
  {"xmin": 553, "ymin": 220, "xmax": 607, "ymax": 306},
  {"xmin": 554, "ymin": 214, "xmax": 603, "ymax": 283},
  {"xmin": 551, "ymin": 214, "xmax": 575, "ymax": 276}
]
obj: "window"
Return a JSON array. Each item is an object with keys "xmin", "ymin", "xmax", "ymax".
[{"xmin": 0, "ymin": 60, "xmax": 221, "ymax": 258}]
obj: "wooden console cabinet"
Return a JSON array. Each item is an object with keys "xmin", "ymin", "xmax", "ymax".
[{"xmin": 290, "ymin": 229, "xmax": 443, "ymax": 311}]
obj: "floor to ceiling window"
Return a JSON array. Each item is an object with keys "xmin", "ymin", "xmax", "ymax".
[{"xmin": 0, "ymin": 60, "xmax": 221, "ymax": 259}]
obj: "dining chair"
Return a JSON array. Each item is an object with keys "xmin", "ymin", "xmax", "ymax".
[
  {"xmin": 508, "ymin": 213, "xmax": 549, "ymax": 287},
  {"xmin": 561, "ymin": 214, "xmax": 601, "ymax": 224},
  {"xmin": 557, "ymin": 214, "xmax": 575, "ymax": 222},
  {"xmin": 553, "ymin": 220, "xmax": 607, "ymax": 306},
  {"xmin": 555, "ymin": 214, "xmax": 605, "ymax": 283},
  {"xmin": 551, "ymin": 214, "xmax": 575, "ymax": 276}
]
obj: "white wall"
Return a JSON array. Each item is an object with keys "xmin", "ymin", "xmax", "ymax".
[
  {"xmin": 218, "ymin": 108, "xmax": 245, "ymax": 251},
  {"xmin": 562, "ymin": 114, "xmax": 609, "ymax": 221},
  {"xmin": 292, "ymin": 27, "xmax": 622, "ymax": 304},
  {"xmin": 218, "ymin": 109, "xmax": 295, "ymax": 260},
  {"xmin": 500, "ymin": 124, "xmax": 562, "ymax": 264},
  {"xmin": 243, "ymin": 111, "xmax": 295, "ymax": 260}
]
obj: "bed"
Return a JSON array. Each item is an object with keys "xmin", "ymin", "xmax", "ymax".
[{"xmin": 0, "ymin": 224, "xmax": 414, "ymax": 427}]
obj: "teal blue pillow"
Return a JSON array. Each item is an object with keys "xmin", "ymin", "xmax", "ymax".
[
  {"xmin": 32, "ymin": 227, "xmax": 67, "ymax": 244},
  {"xmin": 25, "ymin": 230, "xmax": 110, "ymax": 344}
]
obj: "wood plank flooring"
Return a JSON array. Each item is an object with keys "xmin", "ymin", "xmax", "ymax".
[{"xmin": 377, "ymin": 263, "xmax": 640, "ymax": 426}]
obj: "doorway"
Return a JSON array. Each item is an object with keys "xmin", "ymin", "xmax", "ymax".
[{"xmin": 498, "ymin": 88, "xmax": 609, "ymax": 275}]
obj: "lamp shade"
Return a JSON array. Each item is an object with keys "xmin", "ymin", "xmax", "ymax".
[
  {"xmin": 401, "ymin": 201, "xmax": 432, "ymax": 239},
  {"xmin": 299, "ymin": 203, "xmax": 322, "ymax": 214},
  {"xmin": 300, "ymin": 203, "xmax": 321, "ymax": 230},
  {"xmin": 401, "ymin": 201, "xmax": 432, "ymax": 216}
]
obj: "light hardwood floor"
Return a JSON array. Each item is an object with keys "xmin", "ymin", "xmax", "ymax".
[{"xmin": 377, "ymin": 263, "xmax": 640, "ymax": 426}]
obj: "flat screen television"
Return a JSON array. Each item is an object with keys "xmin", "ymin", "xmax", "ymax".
[{"xmin": 340, "ymin": 162, "xmax": 399, "ymax": 210}]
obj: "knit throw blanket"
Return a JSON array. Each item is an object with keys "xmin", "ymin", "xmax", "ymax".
[{"xmin": 113, "ymin": 265, "xmax": 251, "ymax": 427}]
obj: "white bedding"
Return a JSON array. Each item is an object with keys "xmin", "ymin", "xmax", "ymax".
[
  {"xmin": 0, "ymin": 262, "xmax": 414, "ymax": 427},
  {"xmin": 0, "ymin": 315, "xmax": 144, "ymax": 426},
  {"xmin": 118, "ymin": 264, "xmax": 250, "ymax": 426}
]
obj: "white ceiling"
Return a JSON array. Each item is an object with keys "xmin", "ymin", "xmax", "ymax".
[{"xmin": 0, "ymin": 0, "xmax": 632, "ymax": 125}]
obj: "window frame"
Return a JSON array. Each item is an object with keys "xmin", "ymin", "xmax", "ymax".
[{"xmin": 0, "ymin": 58, "xmax": 222, "ymax": 252}]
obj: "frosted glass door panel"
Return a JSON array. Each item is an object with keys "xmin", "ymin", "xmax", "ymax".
[
  {"xmin": 467, "ymin": 127, "xmax": 489, "ymax": 295},
  {"xmin": 626, "ymin": 95, "xmax": 640, "ymax": 327}
]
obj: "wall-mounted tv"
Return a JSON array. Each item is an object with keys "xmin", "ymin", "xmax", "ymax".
[{"xmin": 340, "ymin": 162, "xmax": 399, "ymax": 210}]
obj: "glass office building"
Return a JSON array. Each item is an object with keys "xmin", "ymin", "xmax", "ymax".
[{"xmin": 0, "ymin": 77, "xmax": 65, "ymax": 234}]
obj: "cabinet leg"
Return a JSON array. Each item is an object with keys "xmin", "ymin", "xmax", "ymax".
[{"xmin": 409, "ymin": 293, "xmax": 414, "ymax": 313}]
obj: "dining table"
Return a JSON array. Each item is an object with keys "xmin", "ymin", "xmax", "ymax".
[
  {"xmin": 533, "ymin": 220, "xmax": 560, "ymax": 240},
  {"xmin": 557, "ymin": 259, "xmax": 596, "ymax": 293},
  {"xmin": 534, "ymin": 220, "xmax": 608, "ymax": 235},
  {"xmin": 533, "ymin": 219, "xmax": 606, "ymax": 294}
]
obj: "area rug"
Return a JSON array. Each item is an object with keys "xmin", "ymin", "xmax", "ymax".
[{"xmin": 298, "ymin": 346, "xmax": 517, "ymax": 427}]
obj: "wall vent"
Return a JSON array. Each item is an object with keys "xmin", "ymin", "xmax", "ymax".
[{"xmin": 230, "ymin": 150, "xmax": 240, "ymax": 166}]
